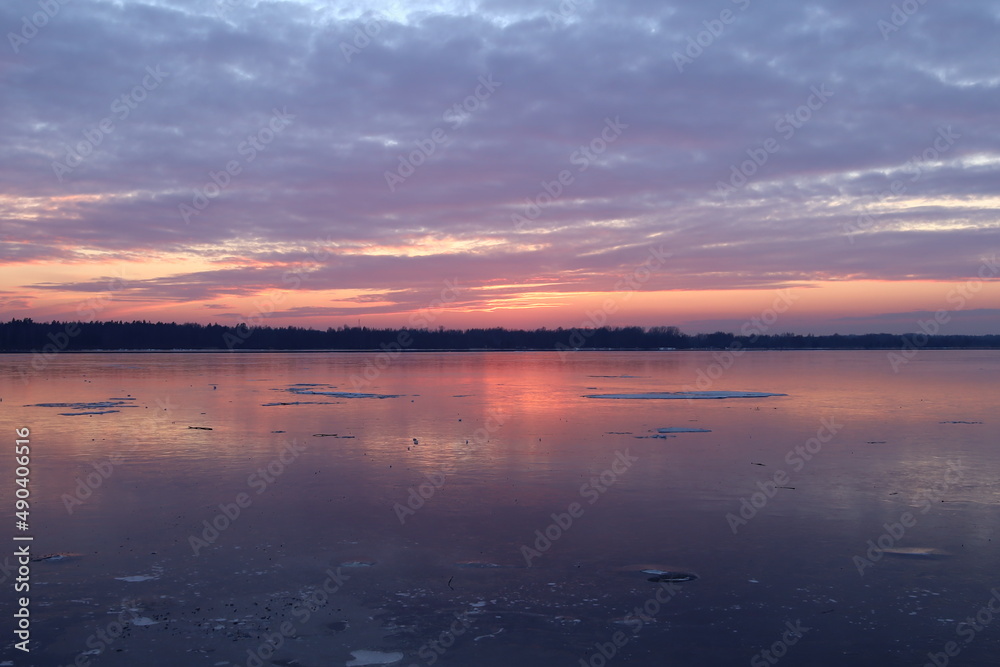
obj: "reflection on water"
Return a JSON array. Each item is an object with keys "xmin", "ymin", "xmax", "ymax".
[{"xmin": 2, "ymin": 351, "xmax": 999, "ymax": 666}]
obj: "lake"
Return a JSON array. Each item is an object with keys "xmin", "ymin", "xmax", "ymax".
[{"xmin": 3, "ymin": 350, "xmax": 999, "ymax": 666}]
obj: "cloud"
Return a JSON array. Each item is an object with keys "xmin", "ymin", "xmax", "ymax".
[{"xmin": 2, "ymin": 0, "xmax": 998, "ymax": 329}]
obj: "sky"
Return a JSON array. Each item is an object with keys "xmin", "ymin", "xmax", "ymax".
[{"xmin": 1, "ymin": 0, "xmax": 999, "ymax": 335}]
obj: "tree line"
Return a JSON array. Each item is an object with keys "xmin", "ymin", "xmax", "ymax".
[{"xmin": 1, "ymin": 318, "xmax": 998, "ymax": 352}]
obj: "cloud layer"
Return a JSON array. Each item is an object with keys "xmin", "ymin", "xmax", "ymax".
[{"xmin": 2, "ymin": 0, "xmax": 998, "ymax": 332}]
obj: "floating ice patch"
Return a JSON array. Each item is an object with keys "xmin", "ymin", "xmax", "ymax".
[
  {"xmin": 31, "ymin": 552, "xmax": 82, "ymax": 562},
  {"xmin": 282, "ymin": 385, "xmax": 401, "ymax": 399},
  {"xmin": 882, "ymin": 547, "xmax": 952, "ymax": 559},
  {"xmin": 657, "ymin": 427, "xmax": 712, "ymax": 433},
  {"xmin": 585, "ymin": 391, "xmax": 786, "ymax": 399},
  {"xmin": 131, "ymin": 617, "xmax": 159, "ymax": 626},
  {"xmin": 617, "ymin": 564, "xmax": 699, "ymax": 582},
  {"xmin": 295, "ymin": 390, "xmax": 399, "ymax": 399},
  {"xmin": 115, "ymin": 574, "xmax": 158, "ymax": 582},
  {"xmin": 642, "ymin": 570, "xmax": 699, "ymax": 583},
  {"xmin": 31, "ymin": 399, "xmax": 139, "ymax": 415},
  {"xmin": 262, "ymin": 401, "xmax": 341, "ymax": 406},
  {"xmin": 346, "ymin": 650, "xmax": 404, "ymax": 666},
  {"xmin": 340, "ymin": 561, "xmax": 376, "ymax": 568}
]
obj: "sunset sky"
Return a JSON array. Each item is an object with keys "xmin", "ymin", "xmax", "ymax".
[{"xmin": 2, "ymin": 0, "xmax": 998, "ymax": 334}]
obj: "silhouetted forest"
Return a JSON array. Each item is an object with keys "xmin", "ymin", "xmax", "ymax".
[{"xmin": 1, "ymin": 318, "xmax": 998, "ymax": 352}]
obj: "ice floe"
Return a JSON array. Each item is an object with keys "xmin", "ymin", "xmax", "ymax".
[
  {"xmin": 31, "ymin": 552, "xmax": 82, "ymax": 562},
  {"xmin": 584, "ymin": 391, "xmax": 786, "ymax": 399},
  {"xmin": 657, "ymin": 427, "xmax": 712, "ymax": 433},
  {"xmin": 280, "ymin": 384, "xmax": 401, "ymax": 399},
  {"xmin": 643, "ymin": 570, "xmax": 699, "ymax": 583},
  {"xmin": 346, "ymin": 650, "xmax": 404, "ymax": 666},
  {"xmin": 882, "ymin": 547, "xmax": 952, "ymax": 559},
  {"xmin": 262, "ymin": 400, "xmax": 342, "ymax": 406},
  {"xmin": 617, "ymin": 564, "xmax": 699, "ymax": 583},
  {"xmin": 29, "ymin": 398, "xmax": 140, "ymax": 416}
]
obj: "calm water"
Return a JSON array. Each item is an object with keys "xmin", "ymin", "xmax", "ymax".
[{"xmin": 2, "ymin": 351, "xmax": 999, "ymax": 667}]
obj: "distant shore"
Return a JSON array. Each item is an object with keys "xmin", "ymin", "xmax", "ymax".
[{"xmin": 2, "ymin": 318, "xmax": 998, "ymax": 353}]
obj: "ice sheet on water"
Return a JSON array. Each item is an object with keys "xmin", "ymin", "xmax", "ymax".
[
  {"xmin": 261, "ymin": 401, "xmax": 342, "ymax": 406},
  {"xmin": 276, "ymin": 384, "xmax": 401, "ymax": 399},
  {"xmin": 883, "ymin": 547, "xmax": 952, "ymax": 559},
  {"xmin": 657, "ymin": 427, "xmax": 712, "ymax": 433},
  {"xmin": 30, "ymin": 398, "xmax": 140, "ymax": 416},
  {"xmin": 346, "ymin": 650, "xmax": 404, "ymax": 666},
  {"xmin": 584, "ymin": 391, "xmax": 786, "ymax": 399}
]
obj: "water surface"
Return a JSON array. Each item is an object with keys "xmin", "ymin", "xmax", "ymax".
[{"xmin": 3, "ymin": 351, "xmax": 998, "ymax": 666}]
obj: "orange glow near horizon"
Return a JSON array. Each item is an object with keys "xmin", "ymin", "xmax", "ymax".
[{"xmin": 4, "ymin": 265, "xmax": 998, "ymax": 334}]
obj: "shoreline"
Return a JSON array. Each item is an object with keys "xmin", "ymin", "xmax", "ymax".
[{"xmin": 3, "ymin": 347, "xmax": 1000, "ymax": 354}]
